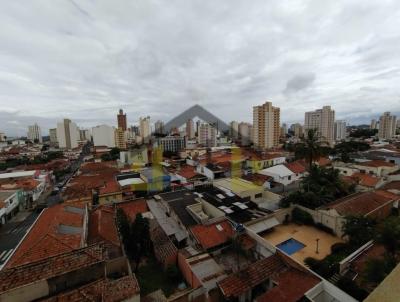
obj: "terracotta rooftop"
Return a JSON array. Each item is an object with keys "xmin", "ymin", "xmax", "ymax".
[
  {"xmin": 41, "ymin": 275, "xmax": 140, "ymax": 302},
  {"xmin": 350, "ymin": 172, "xmax": 380, "ymax": 187},
  {"xmin": 256, "ymin": 269, "xmax": 320, "ymax": 302},
  {"xmin": 321, "ymin": 190, "xmax": 399, "ymax": 216},
  {"xmin": 190, "ymin": 220, "xmax": 234, "ymax": 250},
  {"xmin": 0, "ymin": 244, "xmax": 106, "ymax": 293},
  {"xmin": 242, "ymin": 173, "xmax": 272, "ymax": 185},
  {"xmin": 357, "ymin": 160, "xmax": 396, "ymax": 168},
  {"xmin": 116, "ymin": 199, "xmax": 148, "ymax": 222},
  {"xmin": 176, "ymin": 165, "xmax": 203, "ymax": 180},
  {"xmin": 150, "ymin": 221, "xmax": 177, "ymax": 263},
  {"xmin": 6, "ymin": 203, "xmax": 86, "ymax": 268},
  {"xmin": 0, "ymin": 178, "xmax": 41, "ymax": 191},
  {"xmin": 88, "ymin": 205, "xmax": 120, "ymax": 247},
  {"xmin": 218, "ymin": 254, "xmax": 286, "ymax": 298},
  {"xmin": 383, "ymin": 181, "xmax": 400, "ymax": 191},
  {"xmin": 284, "ymin": 161, "xmax": 306, "ymax": 174}
]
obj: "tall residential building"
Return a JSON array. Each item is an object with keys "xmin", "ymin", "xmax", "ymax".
[
  {"xmin": 117, "ymin": 109, "xmax": 127, "ymax": 131},
  {"xmin": 238, "ymin": 122, "xmax": 252, "ymax": 146},
  {"xmin": 155, "ymin": 120, "xmax": 164, "ymax": 134},
  {"xmin": 115, "ymin": 128, "xmax": 127, "ymax": 149},
  {"xmin": 291, "ymin": 123, "xmax": 304, "ymax": 138},
  {"xmin": 56, "ymin": 119, "xmax": 79, "ymax": 149},
  {"xmin": 199, "ymin": 123, "xmax": 217, "ymax": 147},
  {"xmin": 27, "ymin": 123, "xmax": 42, "ymax": 143},
  {"xmin": 280, "ymin": 123, "xmax": 287, "ymax": 138},
  {"xmin": 334, "ymin": 120, "xmax": 347, "ymax": 141},
  {"xmin": 79, "ymin": 129, "xmax": 90, "ymax": 141},
  {"xmin": 370, "ymin": 119, "xmax": 378, "ymax": 130},
  {"xmin": 230, "ymin": 121, "xmax": 239, "ymax": 139},
  {"xmin": 378, "ymin": 112, "xmax": 397, "ymax": 139},
  {"xmin": 252, "ymin": 101, "xmax": 280, "ymax": 149},
  {"xmin": 131, "ymin": 125, "xmax": 140, "ymax": 136},
  {"xmin": 304, "ymin": 106, "xmax": 335, "ymax": 145},
  {"xmin": 92, "ymin": 125, "xmax": 116, "ymax": 147},
  {"xmin": 139, "ymin": 116, "xmax": 151, "ymax": 143},
  {"xmin": 186, "ymin": 119, "xmax": 195, "ymax": 139},
  {"xmin": 159, "ymin": 136, "xmax": 185, "ymax": 152},
  {"xmin": 49, "ymin": 128, "xmax": 57, "ymax": 144}
]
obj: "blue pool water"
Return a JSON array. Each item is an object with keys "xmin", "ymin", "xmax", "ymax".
[{"xmin": 276, "ymin": 238, "xmax": 305, "ymax": 255}]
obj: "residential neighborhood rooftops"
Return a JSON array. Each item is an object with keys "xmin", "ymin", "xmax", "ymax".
[
  {"xmin": 116, "ymin": 199, "xmax": 148, "ymax": 222},
  {"xmin": 0, "ymin": 190, "xmax": 16, "ymax": 202},
  {"xmin": 190, "ymin": 220, "xmax": 234, "ymax": 250},
  {"xmin": 320, "ymin": 190, "xmax": 399, "ymax": 216},
  {"xmin": 88, "ymin": 205, "xmax": 120, "ymax": 247},
  {"xmin": 356, "ymin": 160, "xmax": 396, "ymax": 168},
  {"xmin": 258, "ymin": 164, "xmax": 294, "ymax": 178},
  {"xmin": 284, "ymin": 161, "xmax": 306, "ymax": 174}
]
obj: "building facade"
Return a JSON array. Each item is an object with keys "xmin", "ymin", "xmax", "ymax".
[
  {"xmin": 370, "ymin": 119, "xmax": 378, "ymax": 130},
  {"xmin": 238, "ymin": 122, "xmax": 252, "ymax": 146},
  {"xmin": 56, "ymin": 119, "xmax": 79, "ymax": 149},
  {"xmin": 92, "ymin": 125, "xmax": 116, "ymax": 147},
  {"xmin": 140, "ymin": 116, "xmax": 151, "ymax": 143},
  {"xmin": 115, "ymin": 128, "xmax": 127, "ymax": 149},
  {"xmin": 304, "ymin": 105, "xmax": 335, "ymax": 145},
  {"xmin": 159, "ymin": 136, "xmax": 185, "ymax": 152},
  {"xmin": 252, "ymin": 101, "xmax": 280, "ymax": 149},
  {"xmin": 154, "ymin": 120, "xmax": 164, "ymax": 134},
  {"xmin": 378, "ymin": 112, "xmax": 397, "ymax": 139},
  {"xmin": 27, "ymin": 123, "xmax": 42, "ymax": 143},
  {"xmin": 334, "ymin": 120, "xmax": 347, "ymax": 141},
  {"xmin": 186, "ymin": 119, "xmax": 195, "ymax": 139},
  {"xmin": 199, "ymin": 123, "xmax": 217, "ymax": 147},
  {"xmin": 117, "ymin": 109, "xmax": 127, "ymax": 131},
  {"xmin": 49, "ymin": 128, "xmax": 57, "ymax": 144}
]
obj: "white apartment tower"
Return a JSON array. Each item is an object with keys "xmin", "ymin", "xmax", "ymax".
[
  {"xmin": 27, "ymin": 123, "xmax": 42, "ymax": 143},
  {"xmin": 304, "ymin": 106, "xmax": 335, "ymax": 145},
  {"xmin": 140, "ymin": 116, "xmax": 151, "ymax": 143},
  {"xmin": 230, "ymin": 121, "xmax": 239, "ymax": 139},
  {"xmin": 186, "ymin": 119, "xmax": 195, "ymax": 139},
  {"xmin": 334, "ymin": 120, "xmax": 347, "ymax": 141},
  {"xmin": 252, "ymin": 101, "xmax": 280, "ymax": 149},
  {"xmin": 378, "ymin": 112, "xmax": 397, "ymax": 139},
  {"xmin": 92, "ymin": 125, "xmax": 116, "ymax": 147},
  {"xmin": 199, "ymin": 123, "xmax": 217, "ymax": 147},
  {"xmin": 56, "ymin": 119, "xmax": 79, "ymax": 149},
  {"xmin": 370, "ymin": 119, "xmax": 378, "ymax": 130},
  {"xmin": 238, "ymin": 122, "xmax": 252, "ymax": 146}
]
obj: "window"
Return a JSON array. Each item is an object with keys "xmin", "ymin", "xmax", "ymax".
[{"xmin": 288, "ymin": 176, "xmax": 291, "ymax": 180}]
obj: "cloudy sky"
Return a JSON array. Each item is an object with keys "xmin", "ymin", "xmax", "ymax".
[{"xmin": 1, "ymin": 0, "xmax": 400, "ymax": 136}]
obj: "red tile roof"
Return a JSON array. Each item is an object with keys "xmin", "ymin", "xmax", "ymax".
[
  {"xmin": 350, "ymin": 172, "xmax": 380, "ymax": 187},
  {"xmin": 88, "ymin": 205, "xmax": 120, "ymax": 247},
  {"xmin": 116, "ymin": 199, "xmax": 148, "ymax": 222},
  {"xmin": 177, "ymin": 165, "xmax": 202, "ymax": 180},
  {"xmin": 218, "ymin": 254, "xmax": 286, "ymax": 298},
  {"xmin": 256, "ymin": 269, "xmax": 320, "ymax": 302},
  {"xmin": 6, "ymin": 203, "xmax": 86, "ymax": 268},
  {"xmin": 42, "ymin": 275, "xmax": 140, "ymax": 302},
  {"xmin": 0, "ymin": 178, "xmax": 41, "ymax": 191},
  {"xmin": 383, "ymin": 181, "xmax": 400, "ymax": 191},
  {"xmin": 190, "ymin": 220, "xmax": 234, "ymax": 250},
  {"xmin": 285, "ymin": 161, "xmax": 306, "ymax": 174},
  {"xmin": 322, "ymin": 190, "xmax": 399, "ymax": 216},
  {"xmin": 0, "ymin": 244, "xmax": 106, "ymax": 293},
  {"xmin": 357, "ymin": 160, "xmax": 396, "ymax": 168}
]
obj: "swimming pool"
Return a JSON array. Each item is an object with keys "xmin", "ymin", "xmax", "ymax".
[{"xmin": 276, "ymin": 238, "xmax": 305, "ymax": 255}]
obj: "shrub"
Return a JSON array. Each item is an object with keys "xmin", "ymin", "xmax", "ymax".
[
  {"xmin": 331, "ymin": 242, "xmax": 349, "ymax": 254},
  {"xmin": 304, "ymin": 257, "xmax": 319, "ymax": 269},
  {"xmin": 337, "ymin": 276, "xmax": 368, "ymax": 301},
  {"xmin": 292, "ymin": 207, "xmax": 314, "ymax": 225}
]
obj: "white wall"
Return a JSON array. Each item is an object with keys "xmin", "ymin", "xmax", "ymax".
[{"xmin": 92, "ymin": 125, "xmax": 116, "ymax": 147}]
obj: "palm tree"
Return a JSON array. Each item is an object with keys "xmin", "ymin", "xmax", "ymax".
[{"xmin": 295, "ymin": 129, "xmax": 324, "ymax": 171}]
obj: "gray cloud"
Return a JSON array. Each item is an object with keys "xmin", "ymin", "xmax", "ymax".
[{"xmin": 1, "ymin": 0, "xmax": 400, "ymax": 135}]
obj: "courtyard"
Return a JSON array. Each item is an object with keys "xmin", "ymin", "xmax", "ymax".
[{"xmin": 262, "ymin": 223, "xmax": 343, "ymax": 263}]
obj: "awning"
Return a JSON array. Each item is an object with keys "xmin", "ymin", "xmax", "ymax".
[{"xmin": 248, "ymin": 217, "xmax": 280, "ymax": 234}]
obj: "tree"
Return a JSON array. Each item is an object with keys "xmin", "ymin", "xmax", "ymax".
[
  {"xmin": 116, "ymin": 208, "xmax": 131, "ymax": 251},
  {"xmin": 363, "ymin": 257, "xmax": 394, "ymax": 284},
  {"xmin": 130, "ymin": 213, "xmax": 152, "ymax": 272},
  {"xmin": 375, "ymin": 216, "xmax": 400, "ymax": 257},
  {"xmin": 295, "ymin": 129, "xmax": 327, "ymax": 171},
  {"xmin": 342, "ymin": 216, "xmax": 376, "ymax": 247}
]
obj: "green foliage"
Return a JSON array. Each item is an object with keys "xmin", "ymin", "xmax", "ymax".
[
  {"xmin": 130, "ymin": 213, "xmax": 152, "ymax": 272},
  {"xmin": 331, "ymin": 141, "xmax": 370, "ymax": 162},
  {"xmin": 375, "ymin": 216, "xmax": 400, "ymax": 256},
  {"xmin": 165, "ymin": 265, "xmax": 181, "ymax": 282},
  {"xmin": 292, "ymin": 207, "xmax": 314, "ymax": 225},
  {"xmin": 116, "ymin": 208, "xmax": 131, "ymax": 250},
  {"xmin": 101, "ymin": 147, "xmax": 120, "ymax": 161},
  {"xmin": 363, "ymin": 256, "xmax": 395, "ymax": 285},
  {"xmin": 337, "ymin": 276, "xmax": 368, "ymax": 301},
  {"xmin": 294, "ymin": 129, "xmax": 328, "ymax": 170},
  {"xmin": 350, "ymin": 128, "xmax": 378, "ymax": 138},
  {"xmin": 342, "ymin": 216, "xmax": 376, "ymax": 247}
]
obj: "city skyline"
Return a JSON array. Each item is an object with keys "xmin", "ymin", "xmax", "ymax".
[{"xmin": 1, "ymin": 1, "xmax": 400, "ymax": 135}]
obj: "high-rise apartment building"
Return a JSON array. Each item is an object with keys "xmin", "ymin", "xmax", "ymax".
[
  {"xmin": 92, "ymin": 125, "xmax": 116, "ymax": 147},
  {"xmin": 199, "ymin": 123, "xmax": 217, "ymax": 147},
  {"xmin": 56, "ymin": 119, "xmax": 79, "ymax": 149},
  {"xmin": 252, "ymin": 101, "xmax": 280, "ymax": 149},
  {"xmin": 155, "ymin": 120, "xmax": 164, "ymax": 134},
  {"xmin": 334, "ymin": 120, "xmax": 347, "ymax": 141},
  {"xmin": 291, "ymin": 123, "xmax": 304, "ymax": 138},
  {"xmin": 280, "ymin": 123, "xmax": 287, "ymax": 138},
  {"xmin": 230, "ymin": 121, "xmax": 239, "ymax": 139},
  {"xmin": 79, "ymin": 129, "xmax": 90, "ymax": 141},
  {"xmin": 238, "ymin": 122, "xmax": 252, "ymax": 146},
  {"xmin": 140, "ymin": 116, "xmax": 151, "ymax": 143},
  {"xmin": 304, "ymin": 106, "xmax": 335, "ymax": 145},
  {"xmin": 186, "ymin": 119, "xmax": 195, "ymax": 139},
  {"xmin": 117, "ymin": 109, "xmax": 127, "ymax": 131},
  {"xmin": 378, "ymin": 112, "xmax": 397, "ymax": 139},
  {"xmin": 27, "ymin": 123, "xmax": 42, "ymax": 143},
  {"xmin": 370, "ymin": 119, "xmax": 378, "ymax": 130},
  {"xmin": 115, "ymin": 128, "xmax": 127, "ymax": 149},
  {"xmin": 49, "ymin": 128, "xmax": 57, "ymax": 144}
]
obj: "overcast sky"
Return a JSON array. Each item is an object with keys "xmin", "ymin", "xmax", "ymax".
[{"xmin": 1, "ymin": 0, "xmax": 400, "ymax": 136}]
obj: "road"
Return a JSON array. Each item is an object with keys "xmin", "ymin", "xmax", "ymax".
[{"xmin": 0, "ymin": 143, "xmax": 91, "ymax": 268}]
